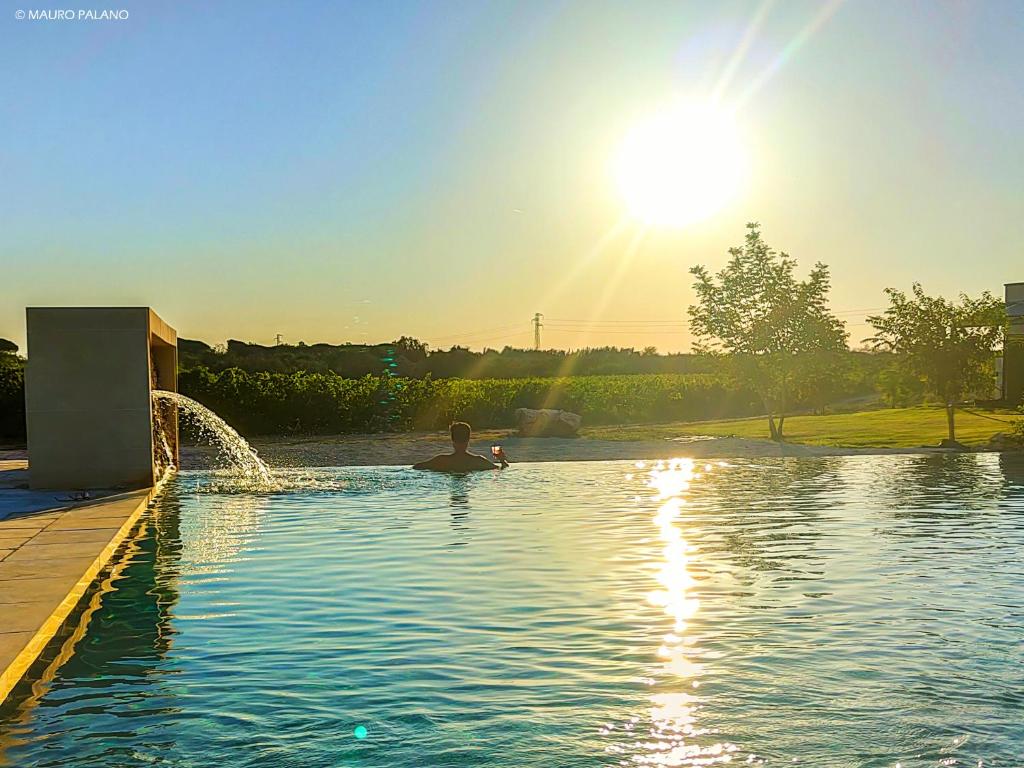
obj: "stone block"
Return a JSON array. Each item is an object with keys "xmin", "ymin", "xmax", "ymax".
[{"xmin": 25, "ymin": 308, "xmax": 178, "ymax": 490}]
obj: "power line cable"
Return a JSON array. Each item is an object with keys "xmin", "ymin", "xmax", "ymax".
[
  {"xmin": 546, "ymin": 324, "xmax": 687, "ymax": 330},
  {"xmin": 430, "ymin": 323, "xmax": 525, "ymax": 343},
  {"xmin": 546, "ymin": 328, "xmax": 687, "ymax": 335},
  {"xmin": 546, "ymin": 323, "xmax": 687, "ymax": 329},
  {"xmin": 434, "ymin": 330, "xmax": 533, "ymax": 347},
  {"xmin": 546, "ymin": 318, "xmax": 687, "ymax": 324}
]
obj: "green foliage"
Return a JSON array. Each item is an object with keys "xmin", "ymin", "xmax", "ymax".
[
  {"xmin": 1014, "ymin": 405, "xmax": 1024, "ymax": 443},
  {"xmin": 876, "ymin": 362, "xmax": 928, "ymax": 408},
  {"xmin": 867, "ymin": 284, "xmax": 1004, "ymax": 442},
  {"xmin": 0, "ymin": 338, "xmax": 17, "ymax": 354},
  {"xmin": 0, "ymin": 365, "xmax": 25, "ymax": 441},
  {"xmin": 0, "ymin": 351, "xmax": 885, "ymax": 441},
  {"xmin": 177, "ymin": 367, "xmax": 760, "ymax": 435},
  {"xmin": 788, "ymin": 351, "xmax": 854, "ymax": 414},
  {"xmin": 688, "ymin": 223, "xmax": 848, "ymax": 439}
]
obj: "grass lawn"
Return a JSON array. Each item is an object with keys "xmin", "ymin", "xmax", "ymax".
[{"xmin": 582, "ymin": 406, "xmax": 1023, "ymax": 448}]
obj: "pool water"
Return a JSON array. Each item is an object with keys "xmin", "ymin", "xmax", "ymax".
[{"xmin": 2, "ymin": 455, "xmax": 1024, "ymax": 767}]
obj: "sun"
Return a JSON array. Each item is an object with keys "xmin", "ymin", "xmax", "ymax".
[{"xmin": 614, "ymin": 103, "xmax": 747, "ymax": 228}]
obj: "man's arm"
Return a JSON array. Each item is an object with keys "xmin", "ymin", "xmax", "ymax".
[{"xmin": 477, "ymin": 451, "xmax": 508, "ymax": 470}]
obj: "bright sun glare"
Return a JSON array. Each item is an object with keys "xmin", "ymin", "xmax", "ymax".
[{"xmin": 614, "ymin": 103, "xmax": 747, "ymax": 228}]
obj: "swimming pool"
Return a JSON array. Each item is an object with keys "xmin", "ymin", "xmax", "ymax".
[{"xmin": 2, "ymin": 455, "xmax": 1023, "ymax": 766}]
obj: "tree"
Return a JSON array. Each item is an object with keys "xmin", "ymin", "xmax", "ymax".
[
  {"xmin": 876, "ymin": 362, "xmax": 927, "ymax": 408},
  {"xmin": 867, "ymin": 284, "xmax": 1004, "ymax": 446},
  {"xmin": 0, "ymin": 338, "xmax": 19, "ymax": 372},
  {"xmin": 789, "ymin": 351, "xmax": 853, "ymax": 415},
  {"xmin": 393, "ymin": 336, "xmax": 428, "ymax": 362},
  {"xmin": 688, "ymin": 223, "xmax": 848, "ymax": 440}
]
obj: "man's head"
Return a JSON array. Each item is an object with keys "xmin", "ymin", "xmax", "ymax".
[{"xmin": 450, "ymin": 421, "xmax": 471, "ymax": 451}]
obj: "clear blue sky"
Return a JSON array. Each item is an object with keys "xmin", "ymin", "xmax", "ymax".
[{"xmin": 3, "ymin": 0, "xmax": 1022, "ymax": 352}]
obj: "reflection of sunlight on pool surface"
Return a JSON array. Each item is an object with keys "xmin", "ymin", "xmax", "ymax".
[
  {"xmin": 176, "ymin": 492, "xmax": 269, "ymax": 569},
  {"xmin": 613, "ymin": 458, "xmax": 739, "ymax": 766}
]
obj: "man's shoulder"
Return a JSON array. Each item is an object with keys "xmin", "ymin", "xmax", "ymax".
[
  {"xmin": 413, "ymin": 453, "xmax": 451, "ymax": 470},
  {"xmin": 413, "ymin": 452, "xmax": 497, "ymax": 472}
]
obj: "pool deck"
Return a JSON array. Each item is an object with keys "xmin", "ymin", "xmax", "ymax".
[{"xmin": 0, "ymin": 459, "xmax": 159, "ymax": 705}]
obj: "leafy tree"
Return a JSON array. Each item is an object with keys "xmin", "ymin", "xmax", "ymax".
[
  {"xmin": 788, "ymin": 351, "xmax": 854, "ymax": 415},
  {"xmin": 867, "ymin": 284, "xmax": 1004, "ymax": 445},
  {"xmin": 876, "ymin": 362, "xmax": 927, "ymax": 408},
  {"xmin": 0, "ymin": 338, "xmax": 20, "ymax": 374},
  {"xmin": 0, "ymin": 366, "xmax": 25, "ymax": 440},
  {"xmin": 393, "ymin": 336, "xmax": 428, "ymax": 362},
  {"xmin": 1014, "ymin": 405, "xmax": 1024, "ymax": 445},
  {"xmin": 688, "ymin": 223, "xmax": 848, "ymax": 440}
]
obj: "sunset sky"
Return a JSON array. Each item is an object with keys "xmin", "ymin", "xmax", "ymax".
[{"xmin": 3, "ymin": 0, "xmax": 1022, "ymax": 352}]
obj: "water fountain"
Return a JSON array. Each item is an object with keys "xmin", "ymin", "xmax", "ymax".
[
  {"xmin": 23, "ymin": 307, "xmax": 273, "ymax": 491},
  {"xmin": 152, "ymin": 390, "xmax": 276, "ymax": 489}
]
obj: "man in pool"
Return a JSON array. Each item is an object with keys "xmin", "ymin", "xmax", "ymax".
[{"xmin": 413, "ymin": 422, "xmax": 509, "ymax": 472}]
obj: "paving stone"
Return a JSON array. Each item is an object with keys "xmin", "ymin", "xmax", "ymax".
[
  {"xmin": 0, "ymin": 600, "xmax": 64, "ymax": 633},
  {"xmin": 0, "ymin": 577, "xmax": 74, "ymax": 604},
  {"xmin": 45, "ymin": 516, "xmax": 133, "ymax": 531},
  {"xmin": 0, "ymin": 520, "xmax": 50, "ymax": 534},
  {"xmin": 0, "ymin": 554, "xmax": 100, "ymax": 581},
  {"xmin": 0, "ymin": 535, "xmax": 35, "ymax": 550},
  {"xmin": 3, "ymin": 541, "xmax": 118, "ymax": 563},
  {"xmin": 0, "ymin": 513, "xmax": 62, "ymax": 525},
  {"xmin": 30, "ymin": 529, "xmax": 121, "ymax": 546}
]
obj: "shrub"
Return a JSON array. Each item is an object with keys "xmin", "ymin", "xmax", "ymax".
[
  {"xmin": 176, "ymin": 367, "xmax": 759, "ymax": 435},
  {"xmin": 0, "ymin": 365, "xmax": 26, "ymax": 441}
]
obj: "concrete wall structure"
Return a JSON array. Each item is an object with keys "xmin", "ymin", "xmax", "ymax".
[
  {"xmin": 1004, "ymin": 283, "xmax": 1024, "ymax": 408},
  {"xmin": 25, "ymin": 308, "xmax": 177, "ymax": 490}
]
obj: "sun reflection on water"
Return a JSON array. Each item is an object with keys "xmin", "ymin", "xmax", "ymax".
[{"xmin": 626, "ymin": 458, "xmax": 739, "ymax": 766}]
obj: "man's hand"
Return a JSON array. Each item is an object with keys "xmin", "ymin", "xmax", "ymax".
[{"xmin": 494, "ymin": 447, "xmax": 509, "ymax": 468}]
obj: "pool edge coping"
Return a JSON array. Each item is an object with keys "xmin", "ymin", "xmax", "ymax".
[{"xmin": 0, "ymin": 472, "xmax": 172, "ymax": 706}]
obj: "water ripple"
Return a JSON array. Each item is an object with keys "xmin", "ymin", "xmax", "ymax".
[{"xmin": 2, "ymin": 455, "xmax": 1024, "ymax": 766}]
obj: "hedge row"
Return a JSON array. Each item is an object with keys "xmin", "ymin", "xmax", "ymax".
[
  {"xmin": 0, "ymin": 365, "xmax": 761, "ymax": 439},
  {"xmin": 176, "ymin": 367, "xmax": 759, "ymax": 435}
]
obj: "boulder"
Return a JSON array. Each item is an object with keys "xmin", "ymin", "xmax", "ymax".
[
  {"xmin": 515, "ymin": 408, "xmax": 581, "ymax": 437},
  {"xmin": 985, "ymin": 432, "xmax": 1022, "ymax": 451}
]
